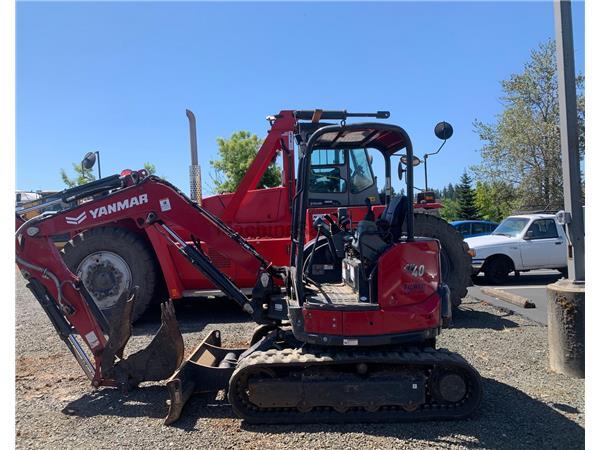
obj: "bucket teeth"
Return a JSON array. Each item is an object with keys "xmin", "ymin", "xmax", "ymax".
[{"xmin": 101, "ymin": 287, "xmax": 184, "ymax": 393}]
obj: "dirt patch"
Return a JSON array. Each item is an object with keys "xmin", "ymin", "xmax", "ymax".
[{"xmin": 16, "ymin": 354, "xmax": 86, "ymax": 402}]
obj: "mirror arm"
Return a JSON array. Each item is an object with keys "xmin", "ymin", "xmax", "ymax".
[{"xmin": 424, "ymin": 139, "xmax": 447, "ymax": 159}]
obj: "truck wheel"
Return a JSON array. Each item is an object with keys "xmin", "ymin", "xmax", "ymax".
[
  {"xmin": 61, "ymin": 227, "xmax": 158, "ymax": 323},
  {"xmin": 483, "ymin": 257, "xmax": 511, "ymax": 285},
  {"xmin": 406, "ymin": 214, "xmax": 471, "ymax": 308}
]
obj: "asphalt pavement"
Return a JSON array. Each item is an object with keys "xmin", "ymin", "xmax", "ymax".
[{"xmin": 468, "ymin": 269, "xmax": 563, "ymax": 325}]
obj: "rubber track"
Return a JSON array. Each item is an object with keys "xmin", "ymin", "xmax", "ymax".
[{"xmin": 228, "ymin": 347, "xmax": 483, "ymax": 424}]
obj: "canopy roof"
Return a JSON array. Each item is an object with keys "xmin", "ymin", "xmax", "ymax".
[{"xmin": 308, "ymin": 123, "xmax": 410, "ymax": 156}]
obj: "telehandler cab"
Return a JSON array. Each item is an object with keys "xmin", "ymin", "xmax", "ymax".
[{"xmin": 16, "ymin": 111, "xmax": 482, "ymax": 424}]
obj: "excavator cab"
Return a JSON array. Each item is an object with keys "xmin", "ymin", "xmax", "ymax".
[
  {"xmin": 287, "ymin": 122, "xmax": 451, "ymax": 346},
  {"xmin": 162, "ymin": 118, "xmax": 481, "ymax": 424},
  {"xmin": 206, "ymin": 121, "xmax": 482, "ymax": 422}
]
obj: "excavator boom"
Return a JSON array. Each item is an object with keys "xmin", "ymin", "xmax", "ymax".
[{"xmin": 15, "ymin": 170, "xmax": 273, "ymax": 389}]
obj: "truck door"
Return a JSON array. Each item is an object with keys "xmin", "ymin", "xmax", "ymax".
[{"xmin": 520, "ymin": 218, "xmax": 566, "ymax": 268}]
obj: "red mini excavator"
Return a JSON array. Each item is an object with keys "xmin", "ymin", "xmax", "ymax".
[{"xmin": 15, "ymin": 111, "xmax": 482, "ymax": 424}]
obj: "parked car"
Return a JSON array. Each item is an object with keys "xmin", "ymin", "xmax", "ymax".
[
  {"xmin": 451, "ymin": 220, "xmax": 498, "ymax": 238},
  {"xmin": 466, "ymin": 214, "xmax": 567, "ymax": 284}
]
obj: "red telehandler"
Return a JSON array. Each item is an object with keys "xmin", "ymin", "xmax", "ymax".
[
  {"xmin": 16, "ymin": 112, "xmax": 482, "ymax": 424},
  {"xmin": 19, "ymin": 110, "xmax": 471, "ymax": 322}
]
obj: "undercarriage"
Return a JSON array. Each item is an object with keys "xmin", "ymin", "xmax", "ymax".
[{"xmin": 164, "ymin": 328, "xmax": 482, "ymax": 424}]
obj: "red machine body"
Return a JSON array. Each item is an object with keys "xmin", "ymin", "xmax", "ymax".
[
  {"xmin": 15, "ymin": 111, "xmax": 482, "ymax": 425},
  {"xmin": 36, "ymin": 112, "xmax": 406, "ymax": 299},
  {"xmin": 302, "ymin": 240, "xmax": 441, "ymax": 337},
  {"xmin": 156, "ymin": 110, "xmax": 441, "ymax": 297},
  {"xmin": 23, "ymin": 110, "xmax": 461, "ymax": 320}
]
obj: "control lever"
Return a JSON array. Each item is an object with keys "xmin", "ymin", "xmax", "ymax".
[{"xmin": 364, "ymin": 198, "xmax": 375, "ymax": 222}]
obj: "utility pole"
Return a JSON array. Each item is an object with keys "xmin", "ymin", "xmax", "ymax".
[
  {"xmin": 546, "ymin": 0, "xmax": 584, "ymax": 378},
  {"xmin": 555, "ymin": 0, "xmax": 585, "ymax": 281}
]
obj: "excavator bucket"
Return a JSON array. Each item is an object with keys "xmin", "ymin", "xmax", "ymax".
[
  {"xmin": 101, "ymin": 288, "xmax": 185, "ymax": 393},
  {"xmin": 164, "ymin": 330, "xmax": 246, "ymax": 425}
]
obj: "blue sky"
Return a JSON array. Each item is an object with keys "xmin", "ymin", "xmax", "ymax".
[{"xmin": 16, "ymin": 1, "xmax": 584, "ymax": 195}]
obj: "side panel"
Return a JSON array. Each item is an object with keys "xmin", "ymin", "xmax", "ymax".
[
  {"xmin": 377, "ymin": 240, "xmax": 441, "ymax": 307},
  {"xmin": 341, "ymin": 310, "xmax": 382, "ymax": 336},
  {"xmin": 303, "ymin": 309, "xmax": 343, "ymax": 335},
  {"xmin": 304, "ymin": 294, "xmax": 441, "ymax": 337}
]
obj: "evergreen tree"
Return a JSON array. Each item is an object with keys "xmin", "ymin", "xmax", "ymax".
[
  {"xmin": 456, "ymin": 171, "xmax": 480, "ymax": 219},
  {"xmin": 446, "ymin": 183, "xmax": 456, "ymax": 200}
]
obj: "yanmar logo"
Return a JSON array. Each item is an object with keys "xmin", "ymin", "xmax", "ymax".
[
  {"xmin": 65, "ymin": 211, "xmax": 87, "ymax": 225},
  {"xmin": 65, "ymin": 194, "xmax": 149, "ymax": 225}
]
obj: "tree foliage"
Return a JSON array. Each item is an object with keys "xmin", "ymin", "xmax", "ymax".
[
  {"xmin": 474, "ymin": 180, "xmax": 518, "ymax": 222},
  {"xmin": 435, "ymin": 182, "xmax": 459, "ymax": 221},
  {"xmin": 60, "ymin": 163, "xmax": 95, "ymax": 188},
  {"xmin": 61, "ymin": 161, "xmax": 159, "ymax": 187},
  {"xmin": 473, "ymin": 40, "xmax": 584, "ymax": 210},
  {"xmin": 456, "ymin": 171, "xmax": 480, "ymax": 220},
  {"xmin": 143, "ymin": 162, "xmax": 157, "ymax": 175},
  {"xmin": 210, "ymin": 131, "xmax": 281, "ymax": 193},
  {"xmin": 440, "ymin": 198, "xmax": 460, "ymax": 222}
]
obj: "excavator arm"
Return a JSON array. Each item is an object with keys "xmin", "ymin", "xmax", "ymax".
[{"xmin": 15, "ymin": 170, "xmax": 275, "ymax": 390}]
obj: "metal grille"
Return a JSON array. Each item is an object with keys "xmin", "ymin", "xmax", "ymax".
[
  {"xmin": 207, "ymin": 247, "xmax": 231, "ymax": 268},
  {"xmin": 189, "ymin": 165, "xmax": 202, "ymax": 205},
  {"xmin": 307, "ymin": 283, "xmax": 358, "ymax": 305}
]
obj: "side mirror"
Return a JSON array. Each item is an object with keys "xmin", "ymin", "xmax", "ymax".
[
  {"xmin": 81, "ymin": 152, "xmax": 97, "ymax": 170},
  {"xmin": 400, "ymin": 154, "xmax": 421, "ymax": 167},
  {"xmin": 524, "ymin": 230, "xmax": 534, "ymax": 240},
  {"xmin": 397, "ymin": 161, "xmax": 404, "ymax": 180},
  {"xmin": 434, "ymin": 121, "xmax": 454, "ymax": 140}
]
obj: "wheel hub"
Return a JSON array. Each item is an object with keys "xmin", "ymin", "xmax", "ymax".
[
  {"xmin": 77, "ymin": 251, "xmax": 132, "ymax": 310},
  {"xmin": 437, "ymin": 373, "xmax": 467, "ymax": 403}
]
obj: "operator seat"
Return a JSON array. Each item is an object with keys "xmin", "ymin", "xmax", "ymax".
[
  {"xmin": 352, "ymin": 195, "xmax": 408, "ymax": 262},
  {"xmin": 379, "ymin": 195, "xmax": 409, "ymax": 242}
]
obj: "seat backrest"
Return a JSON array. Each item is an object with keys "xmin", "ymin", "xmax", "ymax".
[
  {"xmin": 381, "ymin": 195, "xmax": 408, "ymax": 241},
  {"xmin": 353, "ymin": 220, "xmax": 389, "ymax": 262}
]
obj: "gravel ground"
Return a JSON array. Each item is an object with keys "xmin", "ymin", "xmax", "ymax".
[{"xmin": 15, "ymin": 272, "xmax": 584, "ymax": 449}]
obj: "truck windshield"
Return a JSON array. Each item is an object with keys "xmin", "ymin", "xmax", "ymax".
[{"xmin": 491, "ymin": 217, "xmax": 530, "ymax": 237}]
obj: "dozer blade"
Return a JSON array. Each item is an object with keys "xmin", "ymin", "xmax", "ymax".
[
  {"xmin": 101, "ymin": 288, "xmax": 185, "ymax": 392},
  {"xmin": 164, "ymin": 330, "xmax": 246, "ymax": 425}
]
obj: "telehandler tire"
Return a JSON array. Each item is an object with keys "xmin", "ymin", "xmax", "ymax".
[
  {"xmin": 62, "ymin": 227, "xmax": 158, "ymax": 322},
  {"xmin": 406, "ymin": 213, "xmax": 471, "ymax": 308}
]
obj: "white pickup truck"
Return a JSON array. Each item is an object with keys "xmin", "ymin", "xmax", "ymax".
[{"xmin": 465, "ymin": 213, "xmax": 568, "ymax": 284}]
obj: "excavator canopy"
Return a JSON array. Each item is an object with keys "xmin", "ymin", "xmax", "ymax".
[{"xmin": 308, "ymin": 123, "xmax": 410, "ymax": 156}]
